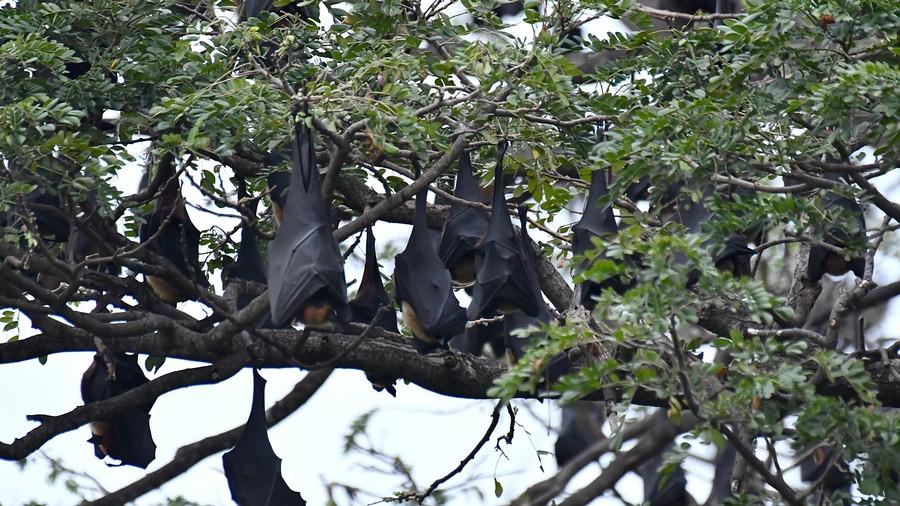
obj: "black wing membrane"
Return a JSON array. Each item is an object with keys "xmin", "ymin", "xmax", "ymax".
[
  {"xmin": 504, "ymin": 207, "xmax": 553, "ymax": 363},
  {"xmin": 80, "ymin": 353, "xmax": 156, "ymax": 469},
  {"xmin": 267, "ymin": 120, "xmax": 350, "ymax": 327},
  {"xmin": 669, "ymin": 184, "xmax": 754, "ymax": 284},
  {"xmin": 468, "ymin": 142, "xmax": 540, "ymax": 319},
  {"xmin": 437, "ymin": 151, "xmax": 490, "ymax": 285},
  {"xmin": 350, "ymin": 227, "xmax": 399, "ymax": 333},
  {"xmin": 807, "ymin": 185, "xmax": 866, "ymax": 282},
  {"xmin": 395, "ymin": 160, "xmax": 467, "ymax": 351},
  {"xmin": 233, "ymin": 176, "xmax": 268, "ymax": 285},
  {"xmin": 350, "ymin": 227, "xmax": 402, "ymax": 396},
  {"xmin": 223, "ymin": 369, "xmax": 306, "ymax": 506},
  {"xmin": 139, "ymin": 153, "xmax": 209, "ymax": 303},
  {"xmin": 572, "ymin": 169, "xmax": 630, "ymax": 308}
]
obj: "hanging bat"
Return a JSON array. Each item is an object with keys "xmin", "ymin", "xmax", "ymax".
[
  {"xmin": 139, "ymin": 153, "xmax": 210, "ymax": 303},
  {"xmin": 449, "ymin": 320, "xmax": 506, "ymax": 358},
  {"xmin": 639, "ymin": 447, "xmax": 690, "ymax": 506},
  {"xmin": 669, "ymin": 184, "xmax": 754, "ymax": 284},
  {"xmin": 24, "ymin": 191, "xmax": 70, "ymax": 242},
  {"xmin": 223, "ymin": 369, "xmax": 306, "ymax": 505},
  {"xmin": 807, "ymin": 188, "xmax": 866, "ymax": 282},
  {"xmin": 349, "ymin": 227, "xmax": 401, "ymax": 396},
  {"xmin": 572, "ymin": 169, "xmax": 632, "ymax": 309},
  {"xmin": 504, "ymin": 206, "xmax": 553, "ymax": 363},
  {"xmin": 80, "ymin": 353, "xmax": 156, "ymax": 469},
  {"xmin": 437, "ymin": 151, "xmax": 490, "ymax": 286},
  {"xmin": 394, "ymin": 159, "xmax": 467, "ymax": 353},
  {"xmin": 267, "ymin": 120, "xmax": 350, "ymax": 328},
  {"xmin": 555, "ymin": 403, "xmax": 605, "ymax": 467},
  {"xmin": 265, "ymin": 153, "xmax": 291, "ymax": 225},
  {"xmin": 468, "ymin": 141, "xmax": 541, "ymax": 319}
]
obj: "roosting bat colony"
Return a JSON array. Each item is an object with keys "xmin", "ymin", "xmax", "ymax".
[{"xmin": 1, "ymin": 0, "xmax": 888, "ymax": 504}]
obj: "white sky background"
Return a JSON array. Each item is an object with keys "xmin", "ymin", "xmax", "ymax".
[{"xmin": 2, "ymin": 2, "xmax": 898, "ymax": 505}]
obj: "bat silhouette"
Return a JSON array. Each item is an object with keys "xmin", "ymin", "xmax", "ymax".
[
  {"xmin": 555, "ymin": 403, "xmax": 605, "ymax": 467},
  {"xmin": 139, "ymin": 153, "xmax": 209, "ymax": 303},
  {"xmin": 437, "ymin": 151, "xmax": 490, "ymax": 286},
  {"xmin": 572, "ymin": 169, "xmax": 631, "ymax": 309},
  {"xmin": 468, "ymin": 142, "xmax": 541, "ymax": 320},
  {"xmin": 265, "ymin": 156, "xmax": 291, "ymax": 225},
  {"xmin": 267, "ymin": 120, "xmax": 350, "ymax": 328},
  {"xmin": 24, "ymin": 191, "xmax": 70, "ymax": 242},
  {"xmin": 232, "ymin": 176, "xmax": 268, "ymax": 285},
  {"xmin": 349, "ymin": 227, "xmax": 401, "ymax": 396},
  {"xmin": 80, "ymin": 353, "xmax": 156, "ymax": 469},
  {"xmin": 504, "ymin": 207, "xmax": 553, "ymax": 364},
  {"xmin": 395, "ymin": 159, "xmax": 467, "ymax": 352},
  {"xmin": 807, "ymin": 186, "xmax": 866, "ymax": 282},
  {"xmin": 669, "ymin": 184, "xmax": 754, "ymax": 284},
  {"xmin": 223, "ymin": 369, "xmax": 306, "ymax": 505},
  {"xmin": 228, "ymin": 176, "xmax": 287, "ymax": 329}
]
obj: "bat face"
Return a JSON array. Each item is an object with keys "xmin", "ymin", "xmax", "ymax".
[
  {"xmin": 80, "ymin": 353, "xmax": 156, "ymax": 469},
  {"xmin": 140, "ymin": 154, "xmax": 209, "ymax": 303},
  {"xmin": 266, "ymin": 120, "xmax": 349, "ymax": 327},
  {"xmin": 438, "ymin": 151, "xmax": 490, "ymax": 286},
  {"xmin": 223, "ymin": 369, "xmax": 306, "ymax": 505},
  {"xmin": 468, "ymin": 142, "xmax": 541, "ymax": 320},
  {"xmin": 395, "ymin": 160, "xmax": 467, "ymax": 351}
]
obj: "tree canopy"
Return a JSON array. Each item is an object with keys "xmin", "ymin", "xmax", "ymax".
[{"xmin": 1, "ymin": 0, "xmax": 899, "ymax": 504}]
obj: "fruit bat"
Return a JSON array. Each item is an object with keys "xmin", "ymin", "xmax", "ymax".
[
  {"xmin": 437, "ymin": 151, "xmax": 490, "ymax": 286},
  {"xmin": 639, "ymin": 445, "xmax": 690, "ymax": 506},
  {"xmin": 555, "ymin": 403, "xmax": 605, "ymax": 467},
  {"xmin": 669, "ymin": 184, "xmax": 754, "ymax": 284},
  {"xmin": 468, "ymin": 142, "xmax": 541, "ymax": 320},
  {"xmin": 266, "ymin": 120, "xmax": 350, "ymax": 328},
  {"xmin": 349, "ymin": 227, "xmax": 401, "ymax": 396},
  {"xmin": 504, "ymin": 207, "xmax": 553, "ymax": 363},
  {"xmin": 806, "ymin": 188, "xmax": 866, "ymax": 282},
  {"xmin": 233, "ymin": 177, "xmax": 269, "ymax": 286},
  {"xmin": 572, "ymin": 169, "xmax": 632, "ymax": 309},
  {"xmin": 265, "ymin": 155, "xmax": 291, "ymax": 225},
  {"xmin": 394, "ymin": 159, "xmax": 467, "ymax": 352},
  {"xmin": 223, "ymin": 369, "xmax": 306, "ymax": 506},
  {"xmin": 449, "ymin": 320, "xmax": 506, "ymax": 358},
  {"xmin": 139, "ymin": 153, "xmax": 210, "ymax": 303},
  {"xmin": 80, "ymin": 353, "xmax": 156, "ymax": 469},
  {"xmin": 24, "ymin": 191, "xmax": 70, "ymax": 242}
]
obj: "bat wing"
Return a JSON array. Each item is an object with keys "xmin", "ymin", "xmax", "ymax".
[
  {"xmin": 438, "ymin": 152, "xmax": 490, "ymax": 278},
  {"xmin": 714, "ymin": 232, "xmax": 755, "ymax": 277},
  {"xmin": 81, "ymin": 354, "xmax": 156, "ymax": 469},
  {"xmin": 223, "ymin": 370, "xmax": 306, "ymax": 506},
  {"xmin": 469, "ymin": 143, "xmax": 540, "ymax": 319},
  {"xmin": 268, "ymin": 223, "xmax": 349, "ymax": 326},
  {"xmin": 395, "ymin": 176, "xmax": 467, "ymax": 342},
  {"xmin": 572, "ymin": 171, "xmax": 631, "ymax": 306},
  {"xmin": 395, "ymin": 230, "xmax": 467, "ymax": 340},
  {"xmin": 349, "ymin": 228, "xmax": 399, "ymax": 332},
  {"xmin": 555, "ymin": 405, "xmax": 605, "ymax": 467},
  {"xmin": 468, "ymin": 237, "xmax": 539, "ymax": 318},
  {"xmin": 233, "ymin": 179, "xmax": 268, "ymax": 285},
  {"xmin": 267, "ymin": 121, "xmax": 349, "ymax": 326}
]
